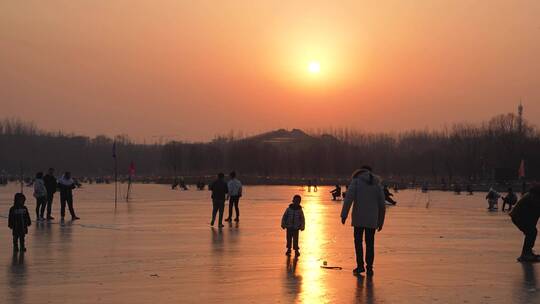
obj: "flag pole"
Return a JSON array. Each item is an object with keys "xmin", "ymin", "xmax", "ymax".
[
  {"xmin": 115, "ymin": 156, "xmax": 118, "ymax": 208},
  {"xmin": 113, "ymin": 140, "xmax": 118, "ymax": 209},
  {"xmin": 19, "ymin": 161, "xmax": 24, "ymax": 194}
]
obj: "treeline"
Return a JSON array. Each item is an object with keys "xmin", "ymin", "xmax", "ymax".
[
  {"xmin": 1, "ymin": 113, "xmax": 539, "ymax": 182},
  {"xmin": 0, "ymin": 118, "xmax": 162, "ymax": 177},
  {"xmin": 163, "ymin": 113, "xmax": 540, "ymax": 181}
]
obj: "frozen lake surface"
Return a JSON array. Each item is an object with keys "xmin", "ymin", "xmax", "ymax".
[{"xmin": 0, "ymin": 183, "xmax": 538, "ymax": 303}]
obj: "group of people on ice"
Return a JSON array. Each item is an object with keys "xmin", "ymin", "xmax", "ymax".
[
  {"xmin": 8, "ymin": 168, "xmax": 80, "ymax": 252},
  {"xmin": 208, "ymin": 171, "xmax": 243, "ymax": 227},
  {"xmin": 485, "ymin": 187, "xmax": 518, "ymax": 211}
]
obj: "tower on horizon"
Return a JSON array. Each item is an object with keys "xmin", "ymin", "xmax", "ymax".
[{"xmin": 518, "ymin": 101, "xmax": 524, "ymax": 134}]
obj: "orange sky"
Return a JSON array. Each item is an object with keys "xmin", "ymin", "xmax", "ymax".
[{"xmin": 1, "ymin": 1, "xmax": 539, "ymax": 142}]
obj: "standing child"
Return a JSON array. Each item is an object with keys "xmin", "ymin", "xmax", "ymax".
[
  {"xmin": 281, "ymin": 195, "xmax": 305, "ymax": 257},
  {"xmin": 8, "ymin": 193, "xmax": 32, "ymax": 252}
]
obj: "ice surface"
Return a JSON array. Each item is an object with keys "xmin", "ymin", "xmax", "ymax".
[{"xmin": 0, "ymin": 184, "xmax": 538, "ymax": 303}]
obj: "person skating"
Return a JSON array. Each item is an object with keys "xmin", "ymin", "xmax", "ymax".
[
  {"xmin": 209, "ymin": 173, "xmax": 228, "ymax": 227},
  {"xmin": 8, "ymin": 193, "xmax": 32, "ymax": 252},
  {"xmin": 281, "ymin": 195, "xmax": 305, "ymax": 257},
  {"xmin": 509, "ymin": 186, "xmax": 540, "ymax": 262},
  {"xmin": 43, "ymin": 168, "xmax": 57, "ymax": 220},
  {"xmin": 341, "ymin": 166, "xmax": 386, "ymax": 276},
  {"xmin": 502, "ymin": 188, "xmax": 518, "ymax": 212},
  {"xmin": 58, "ymin": 172, "xmax": 80, "ymax": 221},
  {"xmin": 383, "ymin": 185, "xmax": 397, "ymax": 205},
  {"xmin": 33, "ymin": 172, "xmax": 48, "ymax": 221},
  {"xmin": 225, "ymin": 171, "xmax": 242, "ymax": 222},
  {"xmin": 486, "ymin": 188, "xmax": 500, "ymax": 211},
  {"xmin": 330, "ymin": 185, "xmax": 342, "ymax": 201}
]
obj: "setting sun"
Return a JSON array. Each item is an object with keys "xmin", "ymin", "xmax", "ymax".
[{"xmin": 308, "ymin": 61, "xmax": 321, "ymax": 74}]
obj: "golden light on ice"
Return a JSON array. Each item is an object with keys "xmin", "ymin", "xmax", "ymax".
[{"xmin": 308, "ymin": 61, "xmax": 321, "ymax": 74}]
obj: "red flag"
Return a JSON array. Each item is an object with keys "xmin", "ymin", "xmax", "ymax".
[
  {"xmin": 129, "ymin": 161, "xmax": 135, "ymax": 176},
  {"xmin": 518, "ymin": 159, "xmax": 525, "ymax": 178}
]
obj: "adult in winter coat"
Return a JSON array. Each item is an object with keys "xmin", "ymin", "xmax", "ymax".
[
  {"xmin": 486, "ymin": 188, "xmax": 500, "ymax": 211},
  {"xmin": 8, "ymin": 193, "xmax": 32, "ymax": 252},
  {"xmin": 510, "ymin": 186, "xmax": 540, "ymax": 261},
  {"xmin": 281, "ymin": 195, "xmax": 305, "ymax": 256},
  {"xmin": 225, "ymin": 171, "xmax": 243, "ymax": 222},
  {"xmin": 209, "ymin": 173, "xmax": 228, "ymax": 227},
  {"xmin": 58, "ymin": 172, "xmax": 80, "ymax": 220},
  {"xmin": 43, "ymin": 167, "xmax": 57, "ymax": 220},
  {"xmin": 33, "ymin": 172, "xmax": 48, "ymax": 220},
  {"xmin": 341, "ymin": 166, "xmax": 386, "ymax": 276}
]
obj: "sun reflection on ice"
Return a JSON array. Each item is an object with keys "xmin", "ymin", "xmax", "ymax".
[{"xmin": 298, "ymin": 189, "xmax": 328, "ymax": 302}]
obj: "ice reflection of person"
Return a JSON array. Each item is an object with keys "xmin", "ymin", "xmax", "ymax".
[
  {"xmin": 284, "ymin": 255, "xmax": 301, "ymax": 302},
  {"xmin": 341, "ymin": 166, "xmax": 386, "ymax": 276},
  {"xmin": 9, "ymin": 251, "xmax": 27, "ymax": 304},
  {"xmin": 330, "ymin": 185, "xmax": 341, "ymax": 201},
  {"xmin": 518, "ymin": 263, "xmax": 538, "ymax": 304},
  {"xmin": 354, "ymin": 275, "xmax": 376, "ymax": 304},
  {"xmin": 510, "ymin": 186, "xmax": 540, "ymax": 261}
]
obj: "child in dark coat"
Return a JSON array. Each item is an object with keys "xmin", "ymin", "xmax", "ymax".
[
  {"xmin": 281, "ymin": 195, "xmax": 305, "ymax": 257},
  {"xmin": 8, "ymin": 193, "xmax": 32, "ymax": 252}
]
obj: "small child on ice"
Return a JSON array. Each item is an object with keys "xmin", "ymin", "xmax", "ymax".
[
  {"xmin": 281, "ymin": 195, "xmax": 305, "ymax": 257},
  {"xmin": 8, "ymin": 193, "xmax": 32, "ymax": 252}
]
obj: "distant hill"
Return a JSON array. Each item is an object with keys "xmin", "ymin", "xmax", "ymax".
[
  {"xmin": 2, "ymin": 114, "xmax": 540, "ymax": 180},
  {"xmin": 242, "ymin": 128, "xmax": 339, "ymax": 146}
]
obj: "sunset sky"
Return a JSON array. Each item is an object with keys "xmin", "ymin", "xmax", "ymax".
[{"xmin": 1, "ymin": 1, "xmax": 539, "ymax": 142}]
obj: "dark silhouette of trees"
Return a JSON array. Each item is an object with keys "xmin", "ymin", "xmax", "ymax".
[{"xmin": 1, "ymin": 113, "xmax": 539, "ymax": 181}]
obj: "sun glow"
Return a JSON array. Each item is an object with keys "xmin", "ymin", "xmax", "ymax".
[{"xmin": 308, "ymin": 61, "xmax": 321, "ymax": 74}]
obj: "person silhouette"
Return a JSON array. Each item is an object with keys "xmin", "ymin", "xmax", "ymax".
[
  {"xmin": 330, "ymin": 185, "xmax": 342, "ymax": 200},
  {"xmin": 225, "ymin": 171, "xmax": 242, "ymax": 222},
  {"xmin": 341, "ymin": 166, "xmax": 386, "ymax": 276},
  {"xmin": 209, "ymin": 173, "xmax": 228, "ymax": 228}
]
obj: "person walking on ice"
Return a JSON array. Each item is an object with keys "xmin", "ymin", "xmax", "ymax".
[
  {"xmin": 225, "ymin": 171, "xmax": 242, "ymax": 222},
  {"xmin": 486, "ymin": 187, "xmax": 500, "ymax": 211},
  {"xmin": 209, "ymin": 173, "xmax": 228, "ymax": 228},
  {"xmin": 502, "ymin": 187, "xmax": 518, "ymax": 212},
  {"xmin": 510, "ymin": 185, "xmax": 540, "ymax": 262},
  {"xmin": 8, "ymin": 193, "xmax": 32, "ymax": 252},
  {"xmin": 43, "ymin": 168, "xmax": 57, "ymax": 220},
  {"xmin": 33, "ymin": 172, "xmax": 48, "ymax": 221},
  {"xmin": 58, "ymin": 172, "xmax": 80, "ymax": 221},
  {"xmin": 281, "ymin": 195, "xmax": 305, "ymax": 257},
  {"xmin": 341, "ymin": 166, "xmax": 386, "ymax": 276}
]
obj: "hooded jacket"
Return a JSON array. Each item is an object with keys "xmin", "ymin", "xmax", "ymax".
[
  {"xmin": 8, "ymin": 202, "xmax": 32, "ymax": 236},
  {"xmin": 33, "ymin": 178, "xmax": 47, "ymax": 198},
  {"xmin": 58, "ymin": 176, "xmax": 76, "ymax": 198},
  {"xmin": 281, "ymin": 204, "xmax": 305, "ymax": 230},
  {"xmin": 341, "ymin": 170, "xmax": 386, "ymax": 229}
]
